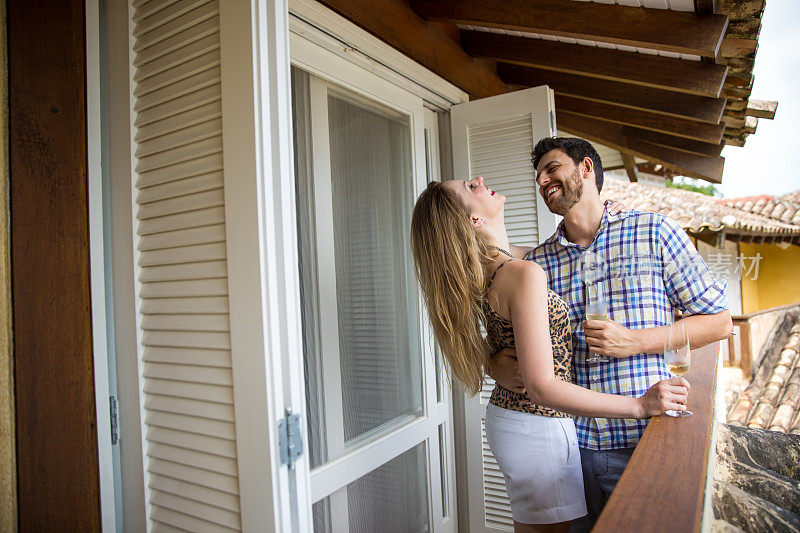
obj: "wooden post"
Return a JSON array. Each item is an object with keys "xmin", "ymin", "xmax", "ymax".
[
  {"xmin": 727, "ymin": 330, "xmax": 738, "ymax": 366},
  {"xmin": 9, "ymin": 0, "xmax": 101, "ymax": 528},
  {"xmin": 740, "ymin": 320, "xmax": 753, "ymax": 377}
]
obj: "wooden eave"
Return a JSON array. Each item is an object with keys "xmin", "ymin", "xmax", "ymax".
[{"xmin": 315, "ymin": 0, "xmax": 772, "ymax": 185}]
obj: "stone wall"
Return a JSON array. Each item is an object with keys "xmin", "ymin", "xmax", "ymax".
[{"xmin": 713, "ymin": 423, "xmax": 800, "ymax": 532}]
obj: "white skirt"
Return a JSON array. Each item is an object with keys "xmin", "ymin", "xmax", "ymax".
[{"xmin": 484, "ymin": 403, "xmax": 588, "ymax": 524}]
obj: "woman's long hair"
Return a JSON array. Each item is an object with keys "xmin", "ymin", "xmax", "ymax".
[{"xmin": 411, "ymin": 181, "xmax": 494, "ymax": 395}]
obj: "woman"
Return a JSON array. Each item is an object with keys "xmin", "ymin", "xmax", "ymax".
[{"xmin": 410, "ymin": 177, "xmax": 689, "ymax": 533}]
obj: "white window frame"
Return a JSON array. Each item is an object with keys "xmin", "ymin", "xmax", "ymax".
[
  {"xmin": 85, "ymin": 0, "xmax": 118, "ymax": 529},
  {"xmin": 218, "ymin": 1, "xmax": 313, "ymax": 531},
  {"xmin": 289, "ymin": 18, "xmax": 457, "ymax": 533}
]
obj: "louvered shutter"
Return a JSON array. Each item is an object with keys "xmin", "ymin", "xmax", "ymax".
[
  {"xmin": 451, "ymin": 86, "xmax": 558, "ymax": 532},
  {"xmin": 130, "ymin": 1, "xmax": 242, "ymax": 531}
]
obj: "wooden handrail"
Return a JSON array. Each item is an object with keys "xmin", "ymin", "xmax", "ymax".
[
  {"xmin": 728, "ymin": 303, "xmax": 800, "ymax": 376},
  {"xmin": 593, "ymin": 342, "xmax": 719, "ymax": 533},
  {"xmin": 731, "ymin": 302, "xmax": 800, "ymax": 321}
]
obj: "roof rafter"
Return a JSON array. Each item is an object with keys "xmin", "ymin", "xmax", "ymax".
[
  {"xmin": 619, "ymin": 127, "xmax": 725, "ymax": 159},
  {"xmin": 556, "ymin": 96, "xmax": 725, "ymax": 144},
  {"xmin": 497, "ymin": 64, "xmax": 726, "ymax": 124},
  {"xmin": 557, "ymin": 113, "xmax": 725, "ymax": 183},
  {"xmin": 410, "ymin": 0, "xmax": 729, "ymax": 57},
  {"xmin": 315, "ymin": 0, "xmax": 507, "ymax": 99},
  {"xmin": 621, "ymin": 153, "xmax": 639, "ymax": 183},
  {"xmin": 462, "ymin": 31, "xmax": 728, "ymax": 97}
]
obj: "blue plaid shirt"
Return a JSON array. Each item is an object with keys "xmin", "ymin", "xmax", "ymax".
[{"xmin": 527, "ymin": 210, "xmax": 727, "ymax": 450}]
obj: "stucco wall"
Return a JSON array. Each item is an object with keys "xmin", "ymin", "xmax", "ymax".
[
  {"xmin": 0, "ymin": 1, "xmax": 16, "ymax": 529},
  {"xmin": 739, "ymin": 242, "xmax": 800, "ymax": 313}
]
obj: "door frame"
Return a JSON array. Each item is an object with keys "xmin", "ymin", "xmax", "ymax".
[{"xmin": 289, "ymin": 11, "xmax": 460, "ymax": 531}]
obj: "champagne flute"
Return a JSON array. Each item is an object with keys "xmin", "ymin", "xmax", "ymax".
[
  {"xmin": 583, "ymin": 251, "xmax": 609, "ymax": 364},
  {"xmin": 664, "ymin": 321, "xmax": 692, "ymax": 417},
  {"xmin": 585, "ymin": 296, "xmax": 610, "ymax": 363}
]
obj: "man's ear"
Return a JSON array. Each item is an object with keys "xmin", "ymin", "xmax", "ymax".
[{"xmin": 582, "ymin": 156, "xmax": 595, "ymax": 179}]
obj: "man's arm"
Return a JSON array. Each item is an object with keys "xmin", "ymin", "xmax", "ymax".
[
  {"xmin": 585, "ymin": 310, "xmax": 732, "ymax": 357},
  {"xmin": 509, "ymin": 244, "xmax": 533, "ymax": 259},
  {"xmin": 585, "ymin": 216, "xmax": 732, "ymax": 357},
  {"xmin": 485, "ymin": 348, "xmax": 526, "ymax": 393}
]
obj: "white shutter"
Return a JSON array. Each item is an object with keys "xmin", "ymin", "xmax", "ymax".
[
  {"xmin": 451, "ymin": 86, "xmax": 558, "ymax": 532},
  {"xmin": 130, "ymin": 1, "xmax": 242, "ymax": 531}
]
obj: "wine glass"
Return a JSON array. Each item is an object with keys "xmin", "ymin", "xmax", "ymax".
[
  {"xmin": 583, "ymin": 251, "xmax": 609, "ymax": 364},
  {"xmin": 664, "ymin": 321, "xmax": 692, "ymax": 417},
  {"xmin": 585, "ymin": 296, "xmax": 610, "ymax": 363}
]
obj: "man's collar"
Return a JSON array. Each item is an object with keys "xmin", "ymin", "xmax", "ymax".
[{"xmin": 549, "ymin": 208, "xmax": 631, "ymax": 248}]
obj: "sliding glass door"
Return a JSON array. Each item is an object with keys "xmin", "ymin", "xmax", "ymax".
[{"xmin": 290, "ymin": 49, "xmax": 454, "ymax": 532}]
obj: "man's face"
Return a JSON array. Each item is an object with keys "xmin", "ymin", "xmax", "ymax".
[{"xmin": 535, "ymin": 149, "xmax": 584, "ymax": 215}]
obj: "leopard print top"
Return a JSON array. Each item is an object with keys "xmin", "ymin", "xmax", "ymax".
[{"xmin": 483, "ymin": 259, "xmax": 573, "ymax": 418}]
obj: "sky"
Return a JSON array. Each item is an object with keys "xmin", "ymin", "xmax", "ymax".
[{"xmin": 716, "ymin": 1, "xmax": 800, "ymax": 199}]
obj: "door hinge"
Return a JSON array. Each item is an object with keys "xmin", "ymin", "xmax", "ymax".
[
  {"xmin": 110, "ymin": 396, "xmax": 119, "ymax": 446},
  {"xmin": 278, "ymin": 408, "xmax": 303, "ymax": 469}
]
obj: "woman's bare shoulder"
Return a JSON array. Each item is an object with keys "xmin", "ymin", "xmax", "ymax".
[{"xmin": 500, "ymin": 258, "xmax": 546, "ymax": 288}]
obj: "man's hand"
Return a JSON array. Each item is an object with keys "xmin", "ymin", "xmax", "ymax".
[
  {"xmin": 486, "ymin": 348, "xmax": 526, "ymax": 394},
  {"xmin": 584, "ymin": 319, "xmax": 642, "ymax": 358}
]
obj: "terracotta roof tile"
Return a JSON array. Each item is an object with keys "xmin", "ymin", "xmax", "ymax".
[
  {"xmin": 728, "ymin": 316, "xmax": 800, "ymax": 434},
  {"xmin": 600, "ymin": 178, "xmax": 800, "ymax": 241},
  {"xmin": 719, "ymin": 189, "xmax": 800, "ymax": 227}
]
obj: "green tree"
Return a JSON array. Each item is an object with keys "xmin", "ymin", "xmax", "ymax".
[{"xmin": 666, "ymin": 177, "xmax": 721, "ymax": 197}]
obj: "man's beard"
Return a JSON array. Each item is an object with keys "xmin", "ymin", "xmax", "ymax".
[{"xmin": 547, "ymin": 167, "xmax": 583, "ymax": 215}]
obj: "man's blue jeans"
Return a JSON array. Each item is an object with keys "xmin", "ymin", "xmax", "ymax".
[{"xmin": 569, "ymin": 447, "xmax": 636, "ymax": 533}]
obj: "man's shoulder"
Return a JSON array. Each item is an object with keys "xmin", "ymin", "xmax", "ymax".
[
  {"xmin": 611, "ymin": 209, "xmax": 666, "ymax": 226},
  {"xmin": 608, "ymin": 210, "xmax": 671, "ymax": 238}
]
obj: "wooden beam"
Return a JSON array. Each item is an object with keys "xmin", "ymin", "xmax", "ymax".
[
  {"xmin": 746, "ymin": 99, "xmax": 778, "ymax": 119},
  {"xmin": 725, "ymin": 70, "xmax": 754, "ymax": 88},
  {"xmin": 411, "ymin": 0, "xmax": 729, "ymax": 57},
  {"xmin": 724, "ymin": 136, "xmax": 746, "ymax": 147},
  {"xmin": 555, "ymin": 95, "xmax": 725, "ymax": 144},
  {"xmin": 462, "ymin": 31, "xmax": 728, "ymax": 97},
  {"xmin": 621, "ymin": 153, "xmax": 639, "ymax": 183},
  {"xmin": 9, "ymin": 0, "xmax": 101, "ymax": 528},
  {"xmin": 557, "ymin": 113, "xmax": 725, "ymax": 183},
  {"xmin": 497, "ymin": 64, "xmax": 726, "ymax": 124},
  {"xmin": 720, "ymin": 37, "xmax": 758, "ymax": 57},
  {"xmin": 696, "ymin": 0, "xmax": 719, "ymax": 14},
  {"xmin": 717, "ymin": 0, "xmax": 764, "ymax": 19},
  {"xmin": 316, "ymin": 0, "xmax": 507, "ymax": 99},
  {"xmin": 619, "ymin": 127, "xmax": 725, "ymax": 158}
]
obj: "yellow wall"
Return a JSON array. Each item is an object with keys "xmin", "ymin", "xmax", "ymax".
[{"xmin": 739, "ymin": 241, "xmax": 800, "ymax": 313}]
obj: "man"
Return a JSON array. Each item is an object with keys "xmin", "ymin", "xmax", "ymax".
[{"xmin": 491, "ymin": 137, "xmax": 732, "ymax": 531}]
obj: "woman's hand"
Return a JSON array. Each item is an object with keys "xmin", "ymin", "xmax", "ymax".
[
  {"xmin": 635, "ymin": 376, "xmax": 690, "ymax": 418},
  {"xmin": 605, "ymin": 199, "xmax": 632, "ymax": 215}
]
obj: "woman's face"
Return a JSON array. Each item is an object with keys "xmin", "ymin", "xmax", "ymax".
[{"xmin": 443, "ymin": 176, "xmax": 505, "ymax": 222}]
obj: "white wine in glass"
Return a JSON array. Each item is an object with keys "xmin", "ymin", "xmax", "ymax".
[
  {"xmin": 585, "ymin": 300, "xmax": 609, "ymax": 363},
  {"xmin": 664, "ymin": 321, "xmax": 692, "ymax": 417}
]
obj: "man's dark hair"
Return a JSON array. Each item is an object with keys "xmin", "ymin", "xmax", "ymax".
[{"xmin": 531, "ymin": 137, "xmax": 604, "ymax": 193}]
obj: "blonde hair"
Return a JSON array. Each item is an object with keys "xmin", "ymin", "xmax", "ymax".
[{"xmin": 410, "ymin": 181, "xmax": 494, "ymax": 395}]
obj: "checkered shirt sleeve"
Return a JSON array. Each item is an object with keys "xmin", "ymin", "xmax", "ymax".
[{"xmin": 659, "ymin": 216, "xmax": 728, "ymax": 315}]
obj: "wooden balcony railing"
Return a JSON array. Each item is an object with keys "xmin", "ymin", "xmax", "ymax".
[
  {"xmin": 727, "ymin": 302, "xmax": 800, "ymax": 376},
  {"xmin": 593, "ymin": 341, "xmax": 720, "ymax": 532}
]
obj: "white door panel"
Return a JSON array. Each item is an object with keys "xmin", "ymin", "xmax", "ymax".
[{"xmin": 450, "ymin": 86, "xmax": 558, "ymax": 532}]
